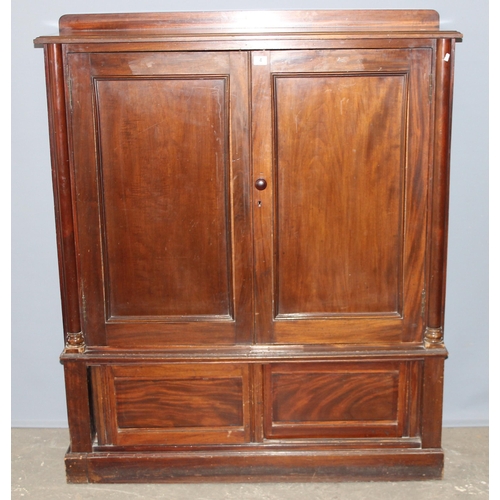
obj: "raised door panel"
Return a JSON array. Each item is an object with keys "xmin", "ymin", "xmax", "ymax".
[
  {"xmin": 252, "ymin": 48, "xmax": 432, "ymax": 344},
  {"xmin": 66, "ymin": 51, "xmax": 252, "ymax": 347},
  {"xmin": 91, "ymin": 363, "xmax": 252, "ymax": 446},
  {"xmin": 263, "ymin": 361, "xmax": 415, "ymax": 439},
  {"xmin": 275, "ymin": 74, "xmax": 404, "ymax": 316},
  {"xmin": 98, "ymin": 77, "xmax": 231, "ymax": 319}
]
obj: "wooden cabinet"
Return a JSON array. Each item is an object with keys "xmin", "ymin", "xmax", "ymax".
[{"xmin": 34, "ymin": 10, "xmax": 462, "ymax": 482}]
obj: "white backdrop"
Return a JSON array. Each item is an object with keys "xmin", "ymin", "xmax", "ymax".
[{"xmin": 11, "ymin": 0, "xmax": 489, "ymax": 427}]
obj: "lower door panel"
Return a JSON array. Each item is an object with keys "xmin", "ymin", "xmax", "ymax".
[
  {"xmin": 90, "ymin": 359, "xmax": 420, "ymax": 447},
  {"xmin": 263, "ymin": 360, "xmax": 417, "ymax": 439},
  {"xmin": 91, "ymin": 363, "xmax": 252, "ymax": 446}
]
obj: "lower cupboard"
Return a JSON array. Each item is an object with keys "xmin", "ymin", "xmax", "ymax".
[
  {"xmin": 89, "ymin": 359, "xmax": 422, "ymax": 448},
  {"xmin": 57, "ymin": 353, "xmax": 447, "ymax": 482}
]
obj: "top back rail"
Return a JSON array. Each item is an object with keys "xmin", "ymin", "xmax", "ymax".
[{"xmin": 34, "ymin": 10, "xmax": 462, "ymax": 44}]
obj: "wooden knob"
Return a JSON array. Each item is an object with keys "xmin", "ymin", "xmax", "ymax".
[{"xmin": 255, "ymin": 178, "xmax": 267, "ymax": 191}]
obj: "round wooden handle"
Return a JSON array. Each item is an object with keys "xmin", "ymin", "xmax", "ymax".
[{"xmin": 255, "ymin": 178, "xmax": 267, "ymax": 190}]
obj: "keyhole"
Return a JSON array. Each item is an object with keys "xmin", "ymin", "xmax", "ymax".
[{"xmin": 258, "ymin": 200, "xmax": 262, "ymax": 208}]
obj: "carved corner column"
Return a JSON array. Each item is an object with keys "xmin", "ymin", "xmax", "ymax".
[
  {"xmin": 424, "ymin": 37, "xmax": 456, "ymax": 350},
  {"xmin": 44, "ymin": 43, "xmax": 91, "ymax": 452},
  {"xmin": 420, "ymin": 37, "xmax": 457, "ymax": 450},
  {"xmin": 44, "ymin": 43, "xmax": 83, "ymax": 349}
]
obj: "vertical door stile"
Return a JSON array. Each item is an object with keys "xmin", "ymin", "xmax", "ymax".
[
  {"xmin": 229, "ymin": 51, "xmax": 255, "ymax": 344},
  {"xmin": 251, "ymin": 51, "xmax": 274, "ymax": 344}
]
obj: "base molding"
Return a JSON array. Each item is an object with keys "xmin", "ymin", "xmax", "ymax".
[{"xmin": 65, "ymin": 447, "xmax": 444, "ymax": 483}]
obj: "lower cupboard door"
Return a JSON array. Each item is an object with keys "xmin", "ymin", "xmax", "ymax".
[
  {"xmin": 91, "ymin": 363, "xmax": 252, "ymax": 446},
  {"xmin": 263, "ymin": 361, "xmax": 417, "ymax": 439}
]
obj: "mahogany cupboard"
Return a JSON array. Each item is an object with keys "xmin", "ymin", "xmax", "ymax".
[{"xmin": 34, "ymin": 10, "xmax": 462, "ymax": 482}]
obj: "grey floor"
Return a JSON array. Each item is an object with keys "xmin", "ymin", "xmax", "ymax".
[{"xmin": 12, "ymin": 427, "xmax": 488, "ymax": 499}]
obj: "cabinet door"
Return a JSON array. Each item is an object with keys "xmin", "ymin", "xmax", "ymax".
[
  {"xmin": 91, "ymin": 363, "xmax": 252, "ymax": 446},
  {"xmin": 263, "ymin": 361, "xmax": 415, "ymax": 439},
  {"xmin": 252, "ymin": 48, "xmax": 432, "ymax": 344},
  {"xmin": 67, "ymin": 51, "xmax": 252, "ymax": 347}
]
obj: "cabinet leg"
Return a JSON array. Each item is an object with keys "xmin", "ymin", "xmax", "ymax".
[
  {"xmin": 421, "ymin": 356, "xmax": 445, "ymax": 449},
  {"xmin": 63, "ymin": 359, "xmax": 93, "ymax": 453}
]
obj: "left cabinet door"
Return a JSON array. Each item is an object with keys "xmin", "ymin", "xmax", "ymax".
[{"xmin": 66, "ymin": 50, "xmax": 253, "ymax": 347}]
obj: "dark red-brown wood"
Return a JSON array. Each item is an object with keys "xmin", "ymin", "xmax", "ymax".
[
  {"xmin": 35, "ymin": 10, "xmax": 461, "ymax": 483},
  {"xmin": 425, "ymin": 38, "xmax": 456, "ymax": 347},
  {"xmin": 263, "ymin": 361, "xmax": 410, "ymax": 439},
  {"xmin": 43, "ymin": 44, "xmax": 81, "ymax": 340},
  {"xmin": 253, "ymin": 48, "xmax": 432, "ymax": 345},
  {"xmin": 64, "ymin": 447, "xmax": 444, "ymax": 483},
  {"xmin": 91, "ymin": 363, "xmax": 251, "ymax": 446},
  {"xmin": 65, "ymin": 50, "xmax": 253, "ymax": 347},
  {"xmin": 57, "ymin": 10, "xmax": 441, "ymax": 34},
  {"xmin": 63, "ymin": 360, "xmax": 93, "ymax": 452}
]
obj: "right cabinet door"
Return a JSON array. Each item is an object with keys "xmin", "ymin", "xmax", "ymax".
[
  {"xmin": 252, "ymin": 48, "xmax": 433, "ymax": 345},
  {"xmin": 263, "ymin": 360, "xmax": 417, "ymax": 439}
]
